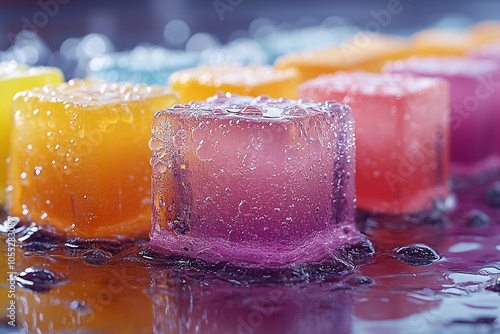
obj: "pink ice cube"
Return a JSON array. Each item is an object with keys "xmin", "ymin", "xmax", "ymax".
[
  {"xmin": 469, "ymin": 43, "xmax": 500, "ymax": 63},
  {"xmin": 299, "ymin": 72, "xmax": 449, "ymax": 215},
  {"xmin": 384, "ymin": 57, "xmax": 500, "ymax": 178},
  {"xmin": 148, "ymin": 93, "xmax": 362, "ymax": 267}
]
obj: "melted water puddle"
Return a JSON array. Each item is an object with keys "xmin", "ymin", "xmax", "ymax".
[{"xmin": 0, "ymin": 179, "xmax": 499, "ymax": 334}]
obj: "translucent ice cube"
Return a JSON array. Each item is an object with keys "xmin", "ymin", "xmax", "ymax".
[
  {"xmin": 169, "ymin": 64, "xmax": 300, "ymax": 103},
  {"xmin": 384, "ymin": 57, "xmax": 500, "ymax": 178},
  {"xmin": 0, "ymin": 61, "xmax": 63, "ymax": 205},
  {"xmin": 299, "ymin": 72, "xmax": 450, "ymax": 214},
  {"xmin": 7, "ymin": 80, "xmax": 178, "ymax": 239},
  {"xmin": 149, "ymin": 93, "xmax": 361, "ymax": 267}
]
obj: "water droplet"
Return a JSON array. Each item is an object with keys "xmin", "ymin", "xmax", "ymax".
[
  {"xmin": 69, "ymin": 300, "xmax": 91, "ymax": 313},
  {"xmin": 393, "ymin": 244, "xmax": 440, "ymax": 266},
  {"xmin": 485, "ymin": 182, "xmax": 500, "ymax": 208},
  {"xmin": 339, "ymin": 240, "xmax": 375, "ymax": 265},
  {"xmin": 15, "ymin": 267, "xmax": 65, "ymax": 293},
  {"xmin": 487, "ymin": 277, "xmax": 500, "ymax": 292},
  {"xmin": 238, "ymin": 200, "xmax": 251, "ymax": 216},
  {"xmin": 148, "ymin": 138, "xmax": 164, "ymax": 151},
  {"xmin": 240, "ymin": 105, "xmax": 263, "ymax": 115},
  {"xmin": 173, "ymin": 129, "xmax": 187, "ymax": 149},
  {"xmin": 346, "ymin": 275, "xmax": 375, "ymax": 287},
  {"xmin": 196, "ymin": 139, "xmax": 216, "ymax": 161},
  {"xmin": 154, "ymin": 161, "xmax": 167, "ymax": 173},
  {"xmin": 34, "ymin": 166, "xmax": 42, "ymax": 177},
  {"xmin": 463, "ymin": 210, "xmax": 490, "ymax": 229},
  {"xmin": 80, "ymin": 248, "xmax": 112, "ymax": 266}
]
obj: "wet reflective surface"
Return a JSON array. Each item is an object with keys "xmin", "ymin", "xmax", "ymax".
[{"xmin": 1, "ymin": 177, "xmax": 500, "ymax": 334}]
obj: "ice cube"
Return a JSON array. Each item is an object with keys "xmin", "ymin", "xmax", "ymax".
[
  {"xmin": 469, "ymin": 21, "xmax": 500, "ymax": 45},
  {"xmin": 7, "ymin": 80, "xmax": 178, "ymax": 239},
  {"xmin": 411, "ymin": 29, "xmax": 476, "ymax": 57},
  {"xmin": 152, "ymin": 276, "xmax": 353, "ymax": 333},
  {"xmin": 169, "ymin": 64, "xmax": 300, "ymax": 103},
  {"xmin": 149, "ymin": 93, "xmax": 362, "ymax": 267},
  {"xmin": 299, "ymin": 72, "xmax": 450, "ymax": 214},
  {"xmin": 0, "ymin": 61, "xmax": 63, "ymax": 205},
  {"xmin": 384, "ymin": 57, "xmax": 500, "ymax": 178},
  {"xmin": 275, "ymin": 33, "xmax": 412, "ymax": 82}
]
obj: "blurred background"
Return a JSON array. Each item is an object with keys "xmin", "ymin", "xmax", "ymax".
[{"xmin": 1, "ymin": 0, "xmax": 499, "ymax": 79}]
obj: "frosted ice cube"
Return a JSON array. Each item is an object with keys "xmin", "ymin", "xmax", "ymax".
[
  {"xmin": 384, "ymin": 57, "xmax": 500, "ymax": 179},
  {"xmin": 149, "ymin": 93, "xmax": 362, "ymax": 267},
  {"xmin": 299, "ymin": 72, "xmax": 450, "ymax": 214}
]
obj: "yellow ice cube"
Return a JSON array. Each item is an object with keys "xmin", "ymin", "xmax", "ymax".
[{"xmin": 0, "ymin": 62, "xmax": 63, "ymax": 205}]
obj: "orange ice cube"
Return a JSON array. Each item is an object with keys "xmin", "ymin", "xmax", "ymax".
[
  {"xmin": 169, "ymin": 64, "xmax": 300, "ymax": 103},
  {"xmin": 275, "ymin": 33, "xmax": 412, "ymax": 82},
  {"xmin": 7, "ymin": 80, "xmax": 178, "ymax": 239},
  {"xmin": 469, "ymin": 21, "xmax": 500, "ymax": 45},
  {"xmin": 0, "ymin": 62, "xmax": 63, "ymax": 205},
  {"xmin": 411, "ymin": 29, "xmax": 475, "ymax": 56}
]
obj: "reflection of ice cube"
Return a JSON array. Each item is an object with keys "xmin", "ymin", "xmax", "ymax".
[
  {"xmin": 152, "ymin": 275, "xmax": 353, "ymax": 334},
  {"xmin": 16, "ymin": 255, "xmax": 153, "ymax": 334}
]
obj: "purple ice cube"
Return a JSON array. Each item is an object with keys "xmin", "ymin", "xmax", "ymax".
[
  {"xmin": 384, "ymin": 57, "xmax": 500, "ymax": 178},
  {"xmin": 148, "ymin": 93, "xmax": 361, "ymax": 267}
]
